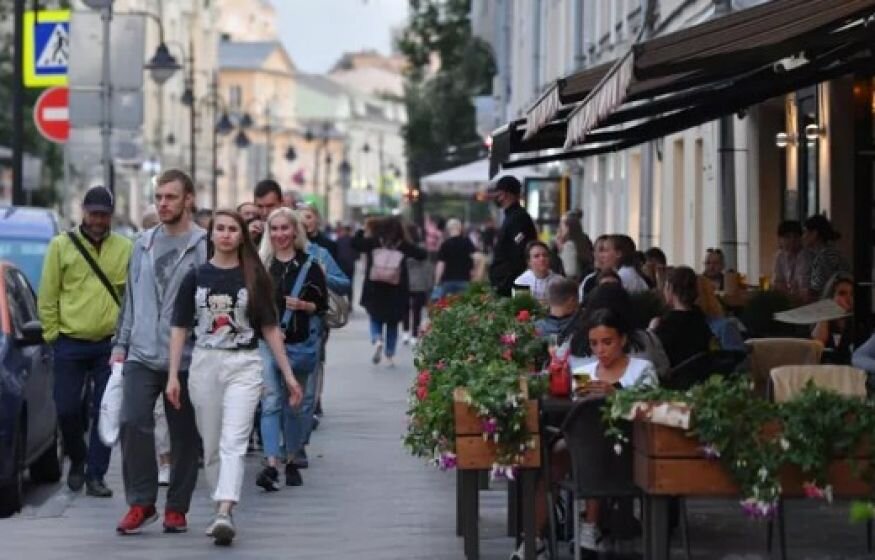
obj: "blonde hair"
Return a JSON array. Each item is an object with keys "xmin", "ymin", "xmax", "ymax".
[
  {"xmin": 696, "ymin": 274, "xmax": 724, "ymax": 319},
  {"xmin": 446, "ymin": 218, "xmax": 463, "ymax": 237},
  {"xmin": 258, "ymin": 207, "xmax": 308, "ymax": 264}
]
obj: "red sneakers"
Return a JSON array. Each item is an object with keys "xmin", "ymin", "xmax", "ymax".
[
  {"xmin": 116, "ymin": 505, "xmax": 158, "ymax": 535},
  {"xmin": 162, "ymin": 508, "xmax": 188, "ymax": 533}
]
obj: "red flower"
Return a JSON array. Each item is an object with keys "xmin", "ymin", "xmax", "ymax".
[
  {"xmin": 417, "ymin": 371, "xmax": 431, "ymax": 386},
  {"xmin": 416, "ymin": 386, "xmax": 429, "ymax": 400},
  {"xmin": 516, "ymin": 309, "xmax": 531, "ymax": 322},
  {"xmin": 500, "ymin": 332, "xmax": 518, "ymax": 346},
  {"xmin": 434, "ymin": 297, "xmax": 450, "ymax": 310}
]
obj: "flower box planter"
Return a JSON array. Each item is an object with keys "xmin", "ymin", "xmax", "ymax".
[
  {"xmin": 633, "ymin": 420, "xmax": 872, "ymax": 497},
  {"xmin": 452, "ymin": 388, "xmax": 541, "ymax": 470}
]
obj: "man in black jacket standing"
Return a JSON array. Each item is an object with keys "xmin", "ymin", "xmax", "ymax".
[{"xmin": 488, "ymin": 176, "xmax": 538, "ymax": 297}]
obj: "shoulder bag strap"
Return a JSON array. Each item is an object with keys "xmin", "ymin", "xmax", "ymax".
[
  {"xmin": 67, "ymin": 231, "xmax": 121, "ymax": 307},
  {"xmin": 280, "ymin": 256, "xmax": 314, "ymax": 331}
]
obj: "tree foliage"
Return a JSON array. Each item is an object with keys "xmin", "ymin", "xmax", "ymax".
[{"xmin": 396, "ymin": 0, "xmax": 496, "ymax": 179}]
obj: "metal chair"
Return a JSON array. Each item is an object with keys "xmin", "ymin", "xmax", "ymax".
[{"xmin": 555, "ymin": 397, "xmax": 690, "ymax": 560}]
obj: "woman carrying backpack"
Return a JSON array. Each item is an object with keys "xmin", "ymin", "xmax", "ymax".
[
  {"xmin": 166, "ymin": 210, "xmax": 303, "ymax": 546},
  {"xmin": 353, "ymin": 216, "xmax": 427, "ymax": 367}
]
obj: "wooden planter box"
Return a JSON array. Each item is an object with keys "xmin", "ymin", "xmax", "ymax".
[
  {"xmin": 453, "ymin": 388, "xmax": 541, "ymax": 470},
  {"xmin": 633, "ymin": 420, "xmax": 872, "ymax": 497}
]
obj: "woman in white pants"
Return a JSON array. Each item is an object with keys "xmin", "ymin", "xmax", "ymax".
[{"xmin": 166, "ymin": 210, "xmax": 302, "ymax": 546}]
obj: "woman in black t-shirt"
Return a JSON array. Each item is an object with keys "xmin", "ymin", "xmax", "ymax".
[
  {"xmin": 651, "ymin": 266, "xmax": 715, "ymax": 367},
  {"xmin": 167, "ymin": 210, "xmax": 302, "ymax": 547},
  {"xmin": 255, "ymin": 207, "xmax": 327, "ymax": 491}
]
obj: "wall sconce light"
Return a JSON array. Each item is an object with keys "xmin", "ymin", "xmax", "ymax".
[
  {"xmin": 804, "ymin": 124, "xmax": 826, "ymax": 141},
  {"xmin": 775, "ymin": 132, "xmax": 797, "ymax": 149}
]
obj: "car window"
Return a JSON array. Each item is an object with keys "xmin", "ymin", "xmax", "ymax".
[
  {"xmin": 5, "ymin": 269, "xmax": 37, "ymax": 335},
  {"xmin": 11, "ymin": 270, "xmax": 38, "ymax": 321},
  {"xmin": 0, "ymin": 238, "xmax": 49, "ymax": 291}
]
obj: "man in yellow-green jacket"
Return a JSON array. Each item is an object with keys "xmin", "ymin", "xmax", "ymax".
[{"xmin": 38, "ymin": 186, "xmax": 132, "ymax": 497}]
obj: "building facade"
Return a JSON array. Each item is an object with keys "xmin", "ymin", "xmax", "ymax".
[{"xmin": 474, "ymin": 0, "xmax": 854, "ymax": 280}]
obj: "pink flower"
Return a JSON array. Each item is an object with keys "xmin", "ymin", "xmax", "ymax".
[
  {"xmin": 740, "ymin": 498, "xmax": 777, "ymax": 519},
  {"xmin": 502, "ymin": 349, "xmax": 513, "ymax": 361},
  {"xmin": 417, "ymin": 371, "xmax": 431, "ymax": 386},
  {"xmin": 516, "ymin": 310, "xmax": 531, "ymax": 322},
  {"xmin": 436, "ymin": 360, "xmax": 447, "ymax": 371},
  {"xmin": 481, "ymin": 417, "xmax": 499, "ymax": 435},
  {"xmin": 500, "ymin": 332, "xmax": 518, "ymax": 346},
  {"xmin": 416, "ymin": 386, "xmax": 428, "ymax": 401},
  {"xmin": 802, "ymin": 481, "xmax": 832, "ymax": 502},
  {"xmin": 700, "ymin": 444, "xmax": 721, "ymax": 460},
  {"xmin": 438, "ymin": 452, "xmax": 457, "ymax": 470}
]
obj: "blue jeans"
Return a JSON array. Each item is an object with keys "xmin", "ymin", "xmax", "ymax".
[
  {"xmin": 259, "ymin": 343, "xmax": 315, "ymax": 460},
  {"xmin": 439, "ymin": 280, "xmax": 469, "ymax": 298},
  {"xmin": 52, "ymin": 335, "xmax": 112, "ymax": 481},
  {"xmin": 369, "ymin": 319, "xmax": 399, "ymax": 358}
]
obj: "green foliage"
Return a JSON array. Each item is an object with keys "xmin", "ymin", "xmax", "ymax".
[
  {"xmin": 404, "ymin": 286, "xmax": 547, "ymax": 468},
  {"xmin": 604, "ymin": 377, "xmax": 875, "ymax": 520},
  {"xmin": 397, "ymin": 0, "xmax": 496, "ymax": 178}
]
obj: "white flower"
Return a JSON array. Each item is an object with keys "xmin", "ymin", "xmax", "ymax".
[
  {"xmin": 758, "ymin": 467, "xmax": 768, "ymax": 482},
  {"xmin": 614, "ymin": 443, "xmax": 623, "ymax": 456},
  {"xmin": 780, "ymin": 438, "xmax": 790, "ymax": 451}
]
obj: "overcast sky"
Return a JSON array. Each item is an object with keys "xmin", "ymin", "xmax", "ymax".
[{"xmin": 275, "ymin": 0, "xmax": 409, "ymax": 74}]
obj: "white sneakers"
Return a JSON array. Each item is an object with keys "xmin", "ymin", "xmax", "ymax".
[
  {"xmin": 158, "ymin": 463, "xmax": 170, "ymax": 486},
  {"xmin": 579, "ymin": 521, "xmax": 606, "ymax": 552},
  {"xmin": 509, "ymin": 537, "xmax": 548, "ymax": 560}
]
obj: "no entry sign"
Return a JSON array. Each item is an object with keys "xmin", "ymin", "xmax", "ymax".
[{"xmin": 34, "ymin": 86, "xmax": 69, "ymax": 144}]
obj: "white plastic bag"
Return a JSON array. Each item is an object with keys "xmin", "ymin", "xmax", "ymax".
[{"xmin": 98, "ymin": 362, "xmax": 124, "ymax": 446}]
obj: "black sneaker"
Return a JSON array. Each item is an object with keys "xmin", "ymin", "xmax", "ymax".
[
  {"xmin": 311, "ymin": 415, "xmax": 320, "ymax": 431},
  {"xmin": 67, "ymin": 462, "xmax": 85, "ymax": 492},
  {"xmin": 85, "ymin": 478, "xmax": 113, "ymax": 497},
  {"xmin": 285, "ymin": 463, "xmax": 303, "ymax": 486},
  {"xmin": 255, "ymin": 466, "xmax": 281, "ymax": 492},
  {"xmin": 314, "ymin": 401, "xmax": 323, "ymax": 417}
]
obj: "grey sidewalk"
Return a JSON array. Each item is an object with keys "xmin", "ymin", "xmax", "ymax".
[{"xmin": 1, "ymin": 314, "xmax": 874, "ymax": 559}]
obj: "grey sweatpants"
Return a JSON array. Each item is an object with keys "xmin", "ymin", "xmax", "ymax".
[{"xmin": 119, "ymin": 361, "xmax": 200, "ymax": 512}]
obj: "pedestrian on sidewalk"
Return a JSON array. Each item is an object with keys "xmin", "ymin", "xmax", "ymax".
[
  {"xmin": 38, "ymin": 186, "xmax": 132, "ymax": 497},
  {"xmin": 113, "ymin": 169, "xmax": 208, "ymax": 536},
  {"xmin": 254, "ymin": 208, "xmax": 327, "ymax": 490},
  {"xmin": 298, "ymin": 204, "xmax": 350, "ymax": 425},
  {"xmin": 402, "ymin": 223, "xmax": 431, "ymax": 345},
  {"xmin": 353, "ymin": 216, "xmax": 427, "ymax": 367},
  {"xmin": 434, "ymin": 218, "xmax": 476, "ymax": 299},
  {"xmin": 166, "ymin": 210, "xmax": 303, "ymax": 546}
]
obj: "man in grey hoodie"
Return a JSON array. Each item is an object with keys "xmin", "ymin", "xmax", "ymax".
[{"xmin": 112, "ymin": 169, "xmax": 208, "ymax": 535}]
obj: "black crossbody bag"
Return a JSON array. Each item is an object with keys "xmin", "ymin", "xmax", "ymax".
[{"xmin": 66, "ymin": 231, "xmax": 121, "ymax": 307}]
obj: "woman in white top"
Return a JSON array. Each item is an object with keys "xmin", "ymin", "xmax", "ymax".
[
  {"xmin": 513, "ymin": 241, "xmax": 561, "ymax": 301},
  {"xmin": 573, "ymin": 307, "xmax": 657, "ymax": 552},
  {"xmin": 607, "ymin": 234, "xmax": 652, "ymax": 294}
]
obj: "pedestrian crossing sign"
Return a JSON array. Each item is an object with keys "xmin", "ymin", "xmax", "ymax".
[{"xmin": 24, "ymin": 10, "xmax": 70, "ymax": 88}]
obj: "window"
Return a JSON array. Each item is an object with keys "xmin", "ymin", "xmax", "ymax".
[
  {"xmin": 5, "ymin": 269, "xmax": 37, "ymax": 337},
  {"xmin": 228, "ymin": 85, "xmax": 242, "ymax": 110}
]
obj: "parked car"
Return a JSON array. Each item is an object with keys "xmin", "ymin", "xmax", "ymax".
[
  {"xmin": 0, "ymin": 262, "xmax": 60, "ymax": 517},
  {"xmin": 0, "ymin": 206, "xmax": 60, "ymax": 292}
]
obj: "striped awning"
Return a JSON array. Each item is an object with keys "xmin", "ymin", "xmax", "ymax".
[{"xmin": 499, "ymin": 0, "xmax": 875, "ymax": 176}]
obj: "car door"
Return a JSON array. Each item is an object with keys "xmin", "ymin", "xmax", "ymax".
[{"xmin": 5, "ymin": 267, "xmax": 55, "ymax": 461}]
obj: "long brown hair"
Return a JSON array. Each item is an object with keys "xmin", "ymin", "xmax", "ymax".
[{"xmin": 209, "ymin": 210, "xmax": 275, "ymax": 327}]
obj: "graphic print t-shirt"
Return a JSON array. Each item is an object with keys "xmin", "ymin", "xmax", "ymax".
[
  {"xmin": 152, "ymin": 227, "xmax": 192, "ymax": 294},
  {"xmin": 172, "ymin": 264, "xmax": 276, "ymax": 350}
]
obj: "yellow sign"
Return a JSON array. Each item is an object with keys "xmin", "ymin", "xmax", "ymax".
[{"xmin": 24, "ymin": 10, "xmax": 70, "ymax": 88}]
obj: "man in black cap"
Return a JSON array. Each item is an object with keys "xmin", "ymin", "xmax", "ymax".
[
  {"xmin": 38, "ymin": 186, "xmax": 133, "ymax": 497},
  {"xmin": 488, "ymin": 176, "xmax": 538, "ymax": 296}
]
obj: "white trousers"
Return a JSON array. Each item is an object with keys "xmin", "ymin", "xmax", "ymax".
[{"xmin": 188, "ymin": 347, "xmax": 263, "ymax": 503}]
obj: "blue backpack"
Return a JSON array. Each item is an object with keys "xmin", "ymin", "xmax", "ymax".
[{"xmin": 280, "ymin": 256, "xmax": 322, "ymax": 374}]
